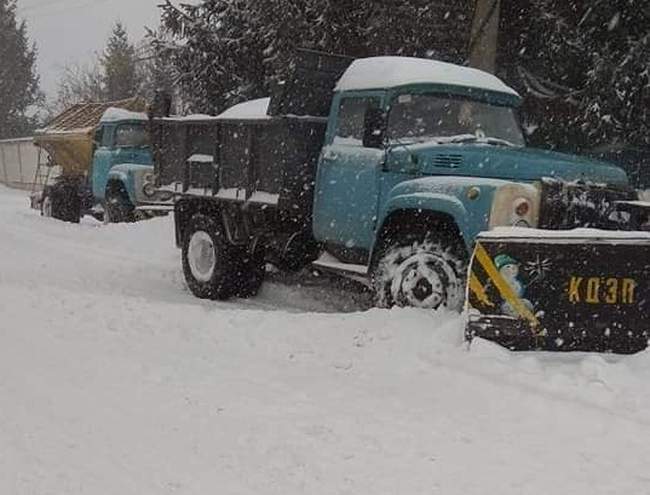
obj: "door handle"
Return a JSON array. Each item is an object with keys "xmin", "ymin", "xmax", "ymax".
[{"xmin": 322, "ymin": 150, "xmax": 339, "ymax": 161}]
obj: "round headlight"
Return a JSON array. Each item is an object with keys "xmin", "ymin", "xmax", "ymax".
[
  {"xmin": 489, "ymin": 183, "xmax": 541, "ymax": 229},
  {"xmin": 143, "ymin": 182, "xmax": 157, "ymax": 197},
  {"xmin": 159, "ymin": 191, "xmax": 174, "ymax": 202}
]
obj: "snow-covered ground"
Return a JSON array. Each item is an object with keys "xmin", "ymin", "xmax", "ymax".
[{"xmin": 2, "ymin": 184, "xmax": 650, "ymax": 494}]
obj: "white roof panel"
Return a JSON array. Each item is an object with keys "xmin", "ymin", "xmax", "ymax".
[
  {"xmin": 100, "ymin": 107, "xmax": 148, "ymax": 123},
  {"xmin": 336, "ymin": 57, "xmax": 519, "ymax": 97}
]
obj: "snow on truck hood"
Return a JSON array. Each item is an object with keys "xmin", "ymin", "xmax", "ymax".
[{"xmin": 336, "ymin": 56, "xmax": 520, "ymax": 96}]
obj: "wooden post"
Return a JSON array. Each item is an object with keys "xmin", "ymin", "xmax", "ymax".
[{"xmin": 468, "ymin": 0, "xmax": 501, "ymax": 73}]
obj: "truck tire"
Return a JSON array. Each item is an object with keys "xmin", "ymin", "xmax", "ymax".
[
  {"xmin": 50, "ymin": 182, "xmax": 81, "ymax": 223},
  {"xmin": 104, "ymin": 182, "xmax": 135, "ymax": 224},
  {"xmin": 371, "ymin": 230, "xmax": 467, "ymax": 311},
  {"xmin": 182, "ymin": 214, "xmax": 239, "ymax": 300},
  {"xmin": 233, "ymin": 246, "xmax": 265, "ymax": 298}
]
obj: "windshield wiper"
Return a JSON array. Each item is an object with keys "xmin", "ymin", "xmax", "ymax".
[
  {"xmin": 446, "ymin": 135, "xmax": 518, "ymax": 147},
  {"xmin": 481, "ymin": 137, "xmax": 519, "ymax": 147},
  {"xmin": 444, "ymin": 134, "xmax": 479, "ymax": 144}
]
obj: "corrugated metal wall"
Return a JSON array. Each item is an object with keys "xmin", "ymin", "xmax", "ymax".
[{"xmin": 0, "ymin": 137, "xmax": 46, "ymax": 190}]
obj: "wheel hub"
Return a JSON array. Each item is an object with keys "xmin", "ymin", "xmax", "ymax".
[
  {"xmin": 412, "ymin": 277, "xmax": 434, "ymax": 301},
  {"xmin": 390, "ymin": 252, "xmax": 454, "ymax": 309},
  {"xmin": 188, "ymin": 231, "xmax": 217, "ymax": 282}
]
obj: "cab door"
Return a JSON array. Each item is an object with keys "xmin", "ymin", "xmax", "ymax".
[
  {"xmin": 313, "ymin": 93, "xmax": 386, "ymax": 253},
  {"xmin": 90, "ymin": 124, "xmax": 113, "ymax": 200}
]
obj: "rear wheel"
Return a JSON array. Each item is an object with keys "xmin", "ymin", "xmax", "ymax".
[
  {"xmin": 49, "ymin": 182, "xmax": 81, "ymax": 223},
  {"xmin": 104, "ymin": 182, "xmax": 135, "ymax": 224},
  {"xmin": 182, "ymin": 214, "xmax": 239, "ymax": 300},
  {"xmin": 233, "ymin": 245, "xmax": 266, "ymax": 298},
  {"xmin": 371, "ymin": 229, "xmax": 467, "ymax": 311}
]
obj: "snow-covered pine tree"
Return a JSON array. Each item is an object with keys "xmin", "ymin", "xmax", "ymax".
[
  {"xmin": 306, "ymin": 0, "xmax": 369, "ymax": 56},
  {"xmin": 0, "ymin": 0, "xmax": 41, "ymax": 138},
  {"xmin": 364, "ymin": 0, "xmax": 472, "ymax": 63},
  {"xmin": 574, "ymin": 1, "xmax": 649, "ymax": 148},
  {"xmin": 102, "ymin": 21, "xmax": 141, "ymax": 101},
  {"xmin": 151, "ymin": 0, "xmax": 475, "ymax": 115},
  {"xmin": 154, "ymin": 0, "xmax": 267, "ymax": 114},
  {"xmin": 499, "ymin": 0, "xmax": 649, "ymax": 151}
]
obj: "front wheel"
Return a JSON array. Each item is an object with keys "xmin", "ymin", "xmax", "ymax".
[
  {"xmin": 104, "ymin": 183, "xmax": 135, "ymax": 224},
  {"xmin": 371, "ymin": 232, "xmax": 467, "ymax": 311}
]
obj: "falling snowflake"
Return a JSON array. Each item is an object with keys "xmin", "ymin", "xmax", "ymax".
[{"xmin": 524, "ymin": 255, "xmax": 553, "ymax": 283}]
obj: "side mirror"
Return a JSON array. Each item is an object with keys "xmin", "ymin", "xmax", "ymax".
[{"xmin": 363, "ymin": 107, "xmax": 386, "ymax": 149}]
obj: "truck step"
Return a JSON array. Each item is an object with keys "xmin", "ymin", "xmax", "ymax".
[
  {"xmin": 135, "ymin": 204, "xmax": 175, "ymax": 212},
  {"xmin": 312, "ymin": 252, "xmax": 370, "ymax": 287}
]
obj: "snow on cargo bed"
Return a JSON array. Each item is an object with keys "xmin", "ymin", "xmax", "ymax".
[
  {"xmin": 215, "ymin": 97, "xmax": 271, "ymax": 120},
  {"xmin": 163, "ymin": 98, "xmax": 272, "ymax": 122},
  {"xmin": 336, "ymin": 56, "xmax": 520, "ymax": 96},
  {"xmin": 4, "ymin": 184, "xmax": 650, "ymax": 493}
]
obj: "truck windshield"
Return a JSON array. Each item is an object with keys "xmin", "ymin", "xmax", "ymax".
[
  {"xmin": 115, "ymin": 124, "xmax": 149, "ymax": 148},
  {"xmin": 387, "ymin": 94, "xmax": 525, "ymax": 147}
]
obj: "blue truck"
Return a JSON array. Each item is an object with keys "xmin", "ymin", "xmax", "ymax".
[
  {"xmin": 33, "ymin": 101, "xmax": 172, "ymax": 223},
  {"xmin": 152, "ymin": 52, "xmax": 646, "ymax": 320}
]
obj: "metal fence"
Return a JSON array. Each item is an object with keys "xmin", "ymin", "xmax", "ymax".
[{"xmin": 0, "ymin": 137, "xmax": 43, "ymax": 190}]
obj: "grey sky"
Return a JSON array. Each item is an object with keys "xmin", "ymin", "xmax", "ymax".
[{"xmin": 16, "ymin": 0, "xmax": 165, "ymax": 98}]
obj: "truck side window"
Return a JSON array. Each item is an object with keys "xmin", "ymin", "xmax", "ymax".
[{"xmin": 334, "ymin": 97, "xmax": 380, "ymax": 147}]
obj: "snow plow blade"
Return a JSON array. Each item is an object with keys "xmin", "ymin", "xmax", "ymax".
[{"xmin": 466, "ymin": 229, "xmax": 650, "ymax": 354}]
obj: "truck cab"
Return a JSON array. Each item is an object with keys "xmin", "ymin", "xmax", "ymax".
[
  {"xmin": 311, "ymin": 57, "xmax": 630, "ymax": 310},
  {"xmin": 91, "ymin": 109, "xmax": 155, "ymax": 222}
]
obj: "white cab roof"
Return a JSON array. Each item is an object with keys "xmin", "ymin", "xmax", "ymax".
[
  {"xmin": 100, "ymin": 107, "xmax": 148, "ymax": 123},
  {"xmin": 336, "ymin": 56, "xmax": 519, "ymax": 97}
]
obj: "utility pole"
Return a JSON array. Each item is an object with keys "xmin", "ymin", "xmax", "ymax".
[{"xmin": 468, "ymin": 0, "xmax": 501, "ymax": 73}]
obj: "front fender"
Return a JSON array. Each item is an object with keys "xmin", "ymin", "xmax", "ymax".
[
  {"xmin": 108, "ymin": 164, "xmax": 153, "ymax": 204},
  {"xmin": 378, "ymin": 177, "xmax": 509, "ymax": 250},
  {"xmin": 383, "ymin": 192, "xmax": 469, "ymax": 232}
]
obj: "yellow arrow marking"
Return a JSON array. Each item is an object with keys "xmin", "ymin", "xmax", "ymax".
[
  {"xmin": 474, "ymin": 243, "xmax": 541, "ymax": 333},
  {"xmin": 469, "ymin": 272, "xmax": 494, "ymax": 308}
]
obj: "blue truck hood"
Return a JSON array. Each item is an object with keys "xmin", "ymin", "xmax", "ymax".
[{"xmin": 392, "ymin": 144, "xmax": 629, "ymax": 187}]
